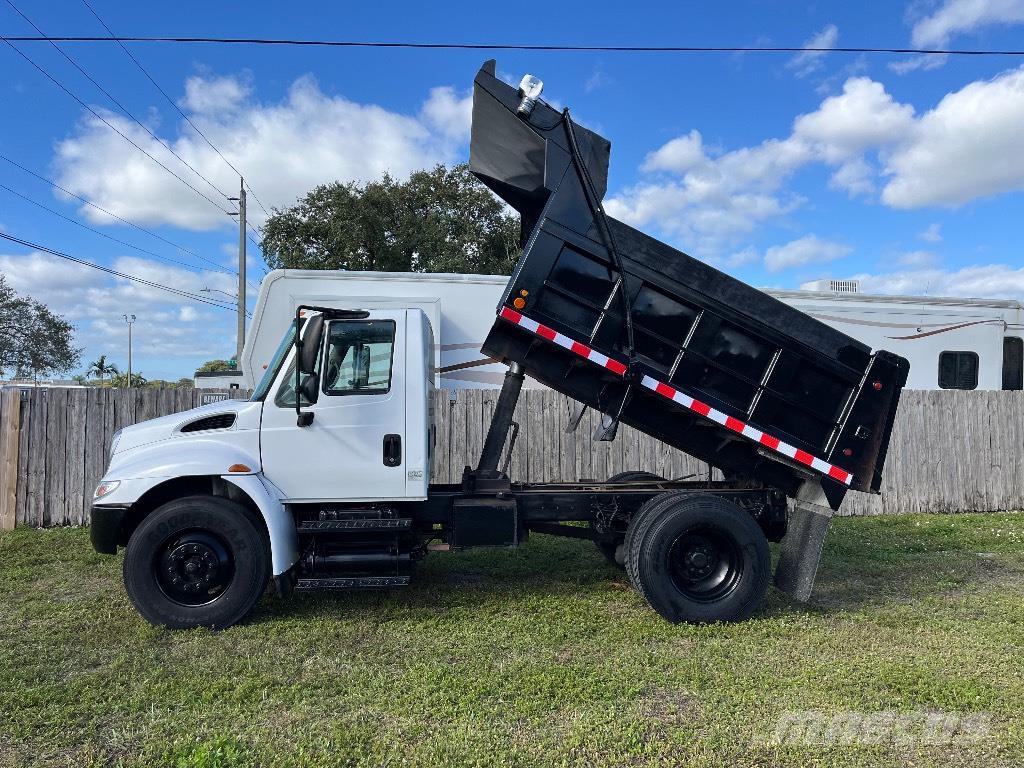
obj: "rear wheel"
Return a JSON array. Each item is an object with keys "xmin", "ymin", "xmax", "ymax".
[
  {"xmin": 594, "ymin": 471, "xmax": 666, "ymax": 567},
  {"xmin": 625, "ymin": 492, "xmax": 769, "ymax": 623},
  {"xmin": 123, "ymin": 495, "xmax": 270, "ymax": 630}
]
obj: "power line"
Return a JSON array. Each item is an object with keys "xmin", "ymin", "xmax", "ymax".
[
  {"xmin": 2, "ymin": 36, "xmax": 1023, "ymax": 56},
  {"xmin": 0, "ymin": 153, "xmax": 236, "ymax": 274},
  {"xmin": 0, "ymin": 39, "xmax": 237, "ymax": 218},
  {"xmin": 0, "ymin": 181, "xmax": 237, "ymax": 276},
  {"xmin": 77, "ymin": 0, "xmax": 273, "ymax": 219},
  {"xmin": 0, "ymin": 232, "xmax": 249, "ymax": 314},
  {"xmin": 4, "ymin": 0, "xmax": 236, "ymax": 208}
]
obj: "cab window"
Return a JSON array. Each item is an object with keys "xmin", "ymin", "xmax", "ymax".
[{"xmin": 322, "ymin": 320, "xmax": 396, "ymax": 395}]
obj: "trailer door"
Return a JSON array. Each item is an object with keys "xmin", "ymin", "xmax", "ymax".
[{"xmin": 260, "ymin": 310, "xmax": 408, "ymax": 501}]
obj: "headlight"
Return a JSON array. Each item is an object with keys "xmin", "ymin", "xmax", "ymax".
[
  {"xmin": 110, "ymin": 428, "xmax": 123, "ymax": 455},
  {"xmin": 93, "ymin": 480, "xmax": 121, "ymax": 500}
]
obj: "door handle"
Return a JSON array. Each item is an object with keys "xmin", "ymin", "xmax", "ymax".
[{"xmin": 383, "ymin": 434, "xmax": 402, "ymax": 467}]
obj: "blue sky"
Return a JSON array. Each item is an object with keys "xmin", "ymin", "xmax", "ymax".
[{"xmin": 3, "ymin": 0, "xmax": 1024, "ymax": 380}]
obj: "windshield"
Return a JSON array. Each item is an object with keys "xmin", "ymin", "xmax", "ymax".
[{"xmin": 250, "ymin": 318, "xmax": 304, "ymax": 401}]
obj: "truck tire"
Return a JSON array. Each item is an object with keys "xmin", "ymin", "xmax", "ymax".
[
  {"xmin": 123, "ymin": 495, "xmax": 270, "ymax": 630},
  {"xmin": 625, "ymin": 492, "xmax": 769, "ymax": 623},
  {"xmin": 594, "ymin": 472, "xmax": 666, "ymax": 567}
]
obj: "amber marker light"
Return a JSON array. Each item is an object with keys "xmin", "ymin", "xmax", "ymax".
[
  {"xmin": 228, "ymin": 464, "xmax": 252, "ymax": 473},
  {"xmin": 513, "ymin": 297, "xmax": 527, "ymax": 310}
]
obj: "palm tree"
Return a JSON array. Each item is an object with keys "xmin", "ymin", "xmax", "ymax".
[
  {"xmin": 109, "ymin": 371, "xmax": 146, "ymax": 388},
  {"xmin": 87, "ymin": 355, "xmax": 119, "ymax": 386}
]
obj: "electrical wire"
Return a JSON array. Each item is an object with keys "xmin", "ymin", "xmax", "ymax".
[
  {"xmin": 0, "ymin": 153, "xmax": 236, "ymax": 274},
  {"xmin": 77, "ymin": 0, "xmax": 273, "ymax": 219},
  {"xmin": 0, "ymin": 40, "xmax": 237, "ymax": 218},
  {"xmin": 4, "ymin": 0, "xmax": 236, "ymax": 207},
  {"xmin": 0, "ymin": 181, "xmax": 238, "ymax": 276},
  {"xmin": 0, "ymin": 232, "xmax": 252, "ymax": 316},
  {"xmin": 1, "ymin": 36, "xmax": 1023, "ymax": 56}
]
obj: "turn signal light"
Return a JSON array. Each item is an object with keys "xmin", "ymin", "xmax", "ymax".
[
  {"xmin": 227, "ymin": 463, "xmax": 252, "ymax": 473},
  {"xmin": 512, "ymin": 297, "xmax": 527, "ymax": 310}
]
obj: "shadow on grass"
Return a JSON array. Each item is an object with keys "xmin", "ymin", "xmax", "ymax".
[{"xmin": 247, "ymin": 513, "xmax": 1024, "ymax": 625}]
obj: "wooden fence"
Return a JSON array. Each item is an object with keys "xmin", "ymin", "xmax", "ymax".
[{"xmin": 0, "ymin": 386, "xmax": 1022, "ymax": 527}]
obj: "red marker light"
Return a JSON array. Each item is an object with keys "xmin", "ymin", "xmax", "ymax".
[
  {"xmin": 842, "ymin": 448, "xmax": 853, "ymax": 457},
  {"xmin": 872, "ymin": 381, "xmax": 883, "ymax": 391}
]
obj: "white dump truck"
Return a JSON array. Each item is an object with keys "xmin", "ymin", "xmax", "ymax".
[{"xmin": 92, "ymin": 62, "xmax": 908, "ymax": 630}]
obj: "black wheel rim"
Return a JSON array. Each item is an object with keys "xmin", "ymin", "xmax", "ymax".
[
  {"xmin": 667, "ymin": 525, "xmax": 743, "ymax": 603},
  {"xmin": 154, "ymin": 530, "xmax": 236, "ymax": 607}
]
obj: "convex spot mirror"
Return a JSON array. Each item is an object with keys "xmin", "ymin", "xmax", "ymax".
[{"xmin": 299, "ymin": 373, "xmax": 320, "ymax": 405}]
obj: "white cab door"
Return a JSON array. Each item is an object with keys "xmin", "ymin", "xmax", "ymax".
[{"xmin": 260, "ymin": 310, "xmax": 407, "ymax": 501}]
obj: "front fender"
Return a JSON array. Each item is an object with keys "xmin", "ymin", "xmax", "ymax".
[
  {"xmin": 104, "ymin": 436, "xmax": 261, "ymax": 487},
  {"xmin": 223, "ymin": 473, "xmax": 298, "ymax": 576}
]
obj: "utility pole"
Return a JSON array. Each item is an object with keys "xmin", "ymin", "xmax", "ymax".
[
  {"xmin": 235, "ymin": 178, "xmax": 247, "ymax": 365},
  {"xmin": 123, "ymin": 314, "xmax": 136, "ymax": 388}
]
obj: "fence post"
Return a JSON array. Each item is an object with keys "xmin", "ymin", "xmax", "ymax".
[{"xmin": 0, "ymin": 389, "xmax": 21, "ymax": 530}]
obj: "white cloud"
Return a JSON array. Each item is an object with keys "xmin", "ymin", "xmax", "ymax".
[
  {"xmin": 54, "ymin": 74, "xmax": 472, "ymax": 232},
  {"xmin": 894, "ymin": 249, "xmax": 940, "ymax": 268},
  {"xmin": 892, "ymin": 0, "xmax": 1024, "ymax": 72},
  {"xmin": 610, "ymin": 65, "xmax": 1024, "ymax": 250},
  {"xmin": 853, "ymin": 263, "xmax": 1024, "ymax": 298},
  {"xmin": 911, "ymin": 0, "xmax": 1024, "ymax": 47},
  {"xmin": 180, "ymin": 74, "xmax": 251, "ymax": 114},
  {"xmin": 788, "ymin": 24, "xmax": 840, "ymax": 77},
  {"xmin": 0, "ymin": 251, "xmax": 240, "ymax": 378},
  {"xmin": 881, "ymin": 66, "xmax": 1024, "ymax": 207},
  {"xmin": 919, "ymin": 223, "xmax": 943, "ymax": 242},
  {"xmin": 829, "ymin": 157, "xmax": 876, "ymax": 196},
  {"xmin": 419, "ymin": 86, "xmax": 472, "ymax": 142},
  {"xmin": 764, "ymin": 235, "xmax": 852, "ymax": 272},
  {"xmin": 607, "ymin": 76, "xmax": 910, "ymax": 251}
]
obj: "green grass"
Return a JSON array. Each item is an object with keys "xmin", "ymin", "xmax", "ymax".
[{"xmin": 1, "ymin": 513, "xmax": 1024, "ymax": 768}]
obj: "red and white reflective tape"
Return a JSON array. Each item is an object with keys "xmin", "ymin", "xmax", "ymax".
[
  {"xmin": 499, "ymin": 306, "xmax": 627, "ymax": 376},
  {"xmin": 498, "ymin": 305, "xmax": 853, "ymax": 486}
]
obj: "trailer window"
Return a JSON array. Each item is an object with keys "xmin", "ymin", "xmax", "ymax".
[
  {"xmin": 322, "ymin": 320, "xmax": 396, "ymax": 395},
  {"xmin": 938, "ymin": 351, "xmax": 979, "ymax": 390},
  {"xmin": 1002, "ymin": 337, "xmax": 1023, "ymax": 391}
]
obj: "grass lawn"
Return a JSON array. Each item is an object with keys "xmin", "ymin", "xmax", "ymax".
[{"xmin": 1, "ymin": 512, "xmax": 1023, "ymax": 768}]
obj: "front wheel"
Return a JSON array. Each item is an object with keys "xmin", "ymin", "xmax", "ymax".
[
  {"xmin": 625, "ymin": 492, "xmax": 769, "ymax": 623},
  {"xmin": 123, "ymin": 495, "xmax": 270, "ymax": 630}
]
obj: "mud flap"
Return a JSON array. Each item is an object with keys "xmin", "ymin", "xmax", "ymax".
[{"xmin": 774, "ymin": 486, "xmax": 834, "ymax": 603}]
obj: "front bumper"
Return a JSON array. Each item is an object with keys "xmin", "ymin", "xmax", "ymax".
[{"xmin": 90, "ymin": 505, "xmax": 128, "ymax": 554}]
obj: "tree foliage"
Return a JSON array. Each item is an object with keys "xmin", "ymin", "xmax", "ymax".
[
  {"xmin": 109, "ymin": 372, "xmax": 147, "ymax": 388},
  {"xmin": 196, "ymin": 359, "xmax": 235, "ymax": 373},
  {"xmin": 261, "ymin": 164, "xmax": 520, "ymax": 275},
  {"xmin": 87, "ymin": 355, "xmax": 119, "ymax": 383},
  {"xmin": 0, "ymin": 276, "xmax": 81, "ymax": 380}
]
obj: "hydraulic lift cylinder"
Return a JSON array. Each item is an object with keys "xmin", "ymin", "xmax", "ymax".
[{"xmin": 477, "ymin": 363, "xmax": 525, "ymax": 473}]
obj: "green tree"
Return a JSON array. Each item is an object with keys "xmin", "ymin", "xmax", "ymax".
[
  {"xmin": 109, "ymin": 371, "xmax": 147, "ymax": 388},
  {"xmin": 87, "ymin": 355, "xmax": 119, "ymax": 385},
  {"xmin": 0, "ymin": 276, "xmax": 81, "ymax": 381},
  {"xmin": 261, "ymin": 164, "xmax": 520, "ymax": 275},
  {"xmin": 197, "ymin": 359, "xmax": 235, "ymax": 373}
]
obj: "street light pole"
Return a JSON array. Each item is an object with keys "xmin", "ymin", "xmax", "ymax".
[{"xmin": 123, "ymin": 314, "xmax": 136, "ymax": 388}]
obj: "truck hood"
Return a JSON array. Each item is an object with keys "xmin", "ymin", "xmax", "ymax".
[{"xmin": 111, "ymin": 398, "xmax": 262, "ymax": 457}]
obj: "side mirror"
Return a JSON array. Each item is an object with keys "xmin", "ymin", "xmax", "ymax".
[
  {"xmin": 298, "ymin": 314, "xmax": 324, "ymax": 375},
  {"xmin": 299, "ymin": 373, "xmax": 320, "ymax": 406}
]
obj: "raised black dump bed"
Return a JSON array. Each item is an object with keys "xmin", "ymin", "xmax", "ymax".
[{"xmin": 472, "ymin": 60, "xmax": 910, "ymax": 512}]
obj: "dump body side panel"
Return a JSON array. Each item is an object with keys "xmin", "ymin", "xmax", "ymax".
[{"xmin": 471, "ymin": 61, "xmax": 910, "ymax": 506}]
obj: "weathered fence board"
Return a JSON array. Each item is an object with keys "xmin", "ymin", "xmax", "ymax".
[
  {"xmin": 0, "ymin": 390, "xmax": 20, "ymax": 530},
  {"xmin": 1, "ymin": 386, "xmax": 1022, "ymax": 526}
]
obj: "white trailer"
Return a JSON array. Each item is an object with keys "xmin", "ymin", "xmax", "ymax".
[{"xmin": 200, "ymin": 271, "xmax": 1024, "ymax": 393}]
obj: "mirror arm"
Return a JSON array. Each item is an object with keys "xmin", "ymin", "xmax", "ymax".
[{"xmin": 294, "ymin": 307, "xmax": 314, "ymax": 427}]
